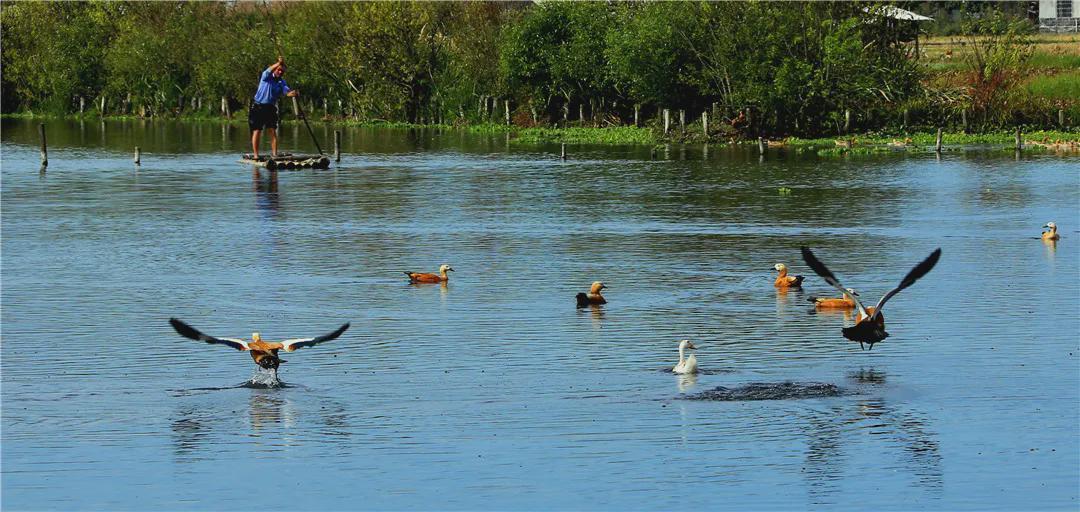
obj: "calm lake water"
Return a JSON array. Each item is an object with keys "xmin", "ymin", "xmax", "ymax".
[{"xmin": 2, "ymin": 118, "xmax": 1078, "ymax": 510}]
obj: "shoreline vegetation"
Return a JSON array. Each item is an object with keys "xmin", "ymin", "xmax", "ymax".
[
  {"xmin": 6, "ymin": 113, "xmax": 1077, "ymax": 154},
  {"xmin": 3, "ymin": 2, "xmax": 1077, "ymax": 150}
]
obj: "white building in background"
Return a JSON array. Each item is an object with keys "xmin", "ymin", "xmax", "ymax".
[{"xmin": 1039, "ymin": 0, "xmax": 1078, "ymax": 32}]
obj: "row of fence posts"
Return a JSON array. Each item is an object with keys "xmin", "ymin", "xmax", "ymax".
[
  {"xmin": 36, "ymin": 123, "xmax": 345, "ymax": 169},
  {"xmin": 29, "ymin": 119, "xmax": 1050, "ymax": 169},
  {"xmin": 659, "ymin": 107, "xmax": 1070, "ymax": 137}
]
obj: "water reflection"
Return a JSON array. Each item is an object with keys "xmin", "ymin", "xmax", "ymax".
[
  {"xmin": 248, "ymin": 390, "xmax": 296, "ymax": 434},
  {"xmin": 252, "ymin": 167, "xmax": 281, "ymax": 217},
  {"xmin": 170, "ymin": 406, "xmax": 209, "ymax": 461},
  {"xmin": 800, "ymin": 386, "xmax": 943, "ymax": 504},
  {"xmin": 1042, "ymin": 238, "xmax": 1057, "ymax": 261},
  {"xmin": 675, "ymin": 372, "xmax": 698, "ymax": 393}
]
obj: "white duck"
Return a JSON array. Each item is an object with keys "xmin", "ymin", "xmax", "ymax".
[{"xmin": 673, "ymin": 339, "xmax": 698, "ymax": 374}]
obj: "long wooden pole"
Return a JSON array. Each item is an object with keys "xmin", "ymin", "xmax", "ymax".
[
  {"xmin": 293, "ymin": 96, "xmax": 324, "ymax": 155},
  {"xmin": 39, "ymin": 123, "xmax": 48, "ymax": 166}
]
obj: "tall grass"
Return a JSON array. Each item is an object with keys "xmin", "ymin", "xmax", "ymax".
[{"xmin": 1025, "ymin": 70, "xmax": 1080, "ymax": 101}]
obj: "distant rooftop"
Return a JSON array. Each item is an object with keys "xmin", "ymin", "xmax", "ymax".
[{"xmin": 864, "ymin": 6, "xmax": 934, "ymax": 22}]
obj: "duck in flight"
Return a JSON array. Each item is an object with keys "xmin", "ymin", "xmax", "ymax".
[
  {"xmin": 169, "ymin": 318, "xmax": 350, "ymax": 370},
  {"xmin": 800, "ymin": 247, "xmax": 941, "ymax": 350},
  {"xmin": 405, "ymin": 264, "xmax": 453, "ymax": 283},
  {"xmin": 672, "ymin": 339, "xmax": 698, "ymax": 374},
  {"xmin": 773, "ymin": 263, "xmax": 805, "ymax": 289},
  {"xmin": 808, "ymin": 288, "xmax": 859, "ymax": 309},
  {"xmin": 1042, "ymin": 222, "xmax": 1060, "ymax": 241},
  {"xmin": 576, "ymin": 281, "xmax": 608, "ymax": 308}
]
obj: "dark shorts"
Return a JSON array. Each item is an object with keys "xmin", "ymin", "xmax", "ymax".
[{"xmin": 248, "ymin": 102, "xmax": 279, "ymax": 132}]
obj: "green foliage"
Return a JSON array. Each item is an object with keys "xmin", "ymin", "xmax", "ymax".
[
  {"xmin": 957, "ymin": 10, "xmax": 1035, "ymax": 127},
  {"xmin": 0, "ymin": 1, "xmax": 1064, "ymax": 137}
]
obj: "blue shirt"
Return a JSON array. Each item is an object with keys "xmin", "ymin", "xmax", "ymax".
[{"xmin": 253, "ymin": 67, "xmax": 292, "ymax": 105}]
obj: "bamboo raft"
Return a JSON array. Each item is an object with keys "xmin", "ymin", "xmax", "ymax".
[{"xmin": 240, "ymin": 153, "xmax": 331, "ymax": 170}]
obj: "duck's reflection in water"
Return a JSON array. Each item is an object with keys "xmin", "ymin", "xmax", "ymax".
[
  {"xmin": 799, "ymin": 370, "xmax": 942, "ymax": 504},
  {"xmin": 676, "ymin": 372, "xmax": 698, "ymax": 393},
  {"xmin": 248, "ymin": 390, "xmax": 296, "ymax": 434},
  {"xmin": 171, "ymin": 386, "xmax": 358, "ymax": 461},
  {"xmin": 1043, "ymin": 238, "xmax": 1057, "ymax": 261}
]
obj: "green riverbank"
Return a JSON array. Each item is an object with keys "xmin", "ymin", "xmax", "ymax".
[{"xmin": 5, "ymin": 113, "xmax": 1078, "ymax": 152}]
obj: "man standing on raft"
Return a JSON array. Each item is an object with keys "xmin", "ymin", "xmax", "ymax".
[{"xmin": 249, "ymin": 56, "xmax": 299, "ymax": 160}]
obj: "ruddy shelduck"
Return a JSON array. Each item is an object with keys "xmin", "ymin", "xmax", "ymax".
[
  {"xmin": 673, "ymin": 339, "xmax": 698, "ymax": 375},
  {"xmin": 800, "ymin": 247, "xmax": 941, "ymax": 350},
  {"xmin": 773, "ymin": 263, "xmax": 805, "ymax": 289},
  {"xmin": 1042, "ymin": 222, "xmax": 1060, "ymax": 241},
  {"xmin": 405, "ymin": 264, "xmax": 453, "ymax": 283},
  {"xmin": 808, "ymin": 288, "xmax": 859, "ymax": 309},
  {"xmin": 575, "ymin": 281, "xmax": 607, "ymax": 308},
  {"xmin": 169, "ymin": 318, "xmax": 350, "ymax": 370}
]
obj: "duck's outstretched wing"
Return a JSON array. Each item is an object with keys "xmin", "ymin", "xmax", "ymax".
[
  {"xmin": 801, "ymin": 247, "xmax": 872, "ymax": 318},
  {"xmin": 169, "ymin": 318, "xmax": 250, "ymax": 351},
  {"xmin": 278, "ymin": 323, "xmax": 351, "ymax": 352},
  {"xmin": 870, "ymin": 248, "xmax": 941, "ymax": 320}
]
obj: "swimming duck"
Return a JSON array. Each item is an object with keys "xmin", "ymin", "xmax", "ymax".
[
  {"xmin": 575, "ymin": 281, "xmax": 607, "ymax": 308},
  {"xmin": 405, "ymin": 264, "xmax": 453, "ymax": 283},
  {"xmin": 169, "ymin": 318, "xmax": 350, "ymax": 370},
  {"xmin": 808, "ymin": 288, "xmax": 859, "ymax": 309},
  {"xmin": 773, "ymin": 263, "xmax": 805, "ymax": 289},
  {"xmin": 800, "ymin": 247, "xmax": 941, "ymax": 350},
  {"xmin": 673, "ymin": 339, "xmax": 698, "ymax": 374},
  {"xmin": 1042, "ymin": 222, "xmax": 1060, "ymax": 241}
]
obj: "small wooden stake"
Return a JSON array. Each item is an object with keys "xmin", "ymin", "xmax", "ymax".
[
  {"xmin": 134, "ymin": 146, "xmax": 141, "ymax": 165},
  {"xmin": 560, "ymin": 143, "xmax": 566, "ymax": 161},
  {"xmin": 702, "ymin": 111, "xmax": 708, "ymax": 135},
  {"xmin": 1059, "ymin": 109, "xmax": 1066, "ymax": 127},
  {"xmin": 663, "ymin": 109, "xmax": 670, "ymax": 134},
  {"xmin": 1015, "ymin": 128, "xmax": 1022, "ymax": 151},
  {"xmin": 758, "ymin": 136, "xmax": 765, "ymax": 156},
  {"xmin": 334, "ymin": 130, "xmax": 341, "ymax": 162},
  {"xmin": 935, "ymin": 128, "xmax": 942, "ymax": 153},
  {"xmin": 38, "ymin": 123, "xmax": 48, "ymax": 166},
  {"xmin": 844, "ymin": 109, "xmax": 851, "ymax": 134}
]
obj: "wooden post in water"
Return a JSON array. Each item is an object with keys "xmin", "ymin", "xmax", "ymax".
[
  {"xmin": 1015, "ymin": 128, "xmax": 1022, "ymax": 151},
  {"xmin": 334, "ymin": 131, "xmax": 341, "ymax": 162},
  {"xmin": 505, "ymin": 99, "xmax": 510, "ymax": 126},
  {"xmin": 291, "ymin": 96, "xmax": 300, "ymax": 117},
  {"xmin": 702, "ymin": 111, "xmax": 708, "ymax": 136},
  {"xmin": 935, "ymin": 128, "xmax": 942, "ymax": 153},
  {"xmin": 1059, "ymin": 109, "xmax": 1066, "ymax": 127},
  {"xmin": 100, "ymin": 96, "xmax": 107, "ymax": 115},
  {"xmin": 902, "ymin": 108, "xmax": 909, "ymax": 128},
  {"xmin": 38, "ymin": 123, "xmax": 48, "ymax": 167},
  {"xmin": 134, "ymin": 146, "xmax": 141, "ymax": 165},
  {"xmin": 663, "ymin": 109, "xmax": 670, "ymax": 134},
  {"xmin": 79, "ymin": 96, "xmax": 85, "ymax": 115},
  {"xmin": 560, "ymin": 143, "xmax": 566, "ymax": 161},
  {"xmin": 634, "ymin": 104, "xmax": 640, "ymax": 127},
  {"xmin": 578, "ymin": 103, "xmax": 585, "ymax": 123},
  {"xmin": 961, "ymin": 110, "xmax": 968, "ymax": 133},
  {"xmin": 844, "ymin": 109, "xmax": 851, "ymax": 134},
  {"xmin": 679, "ymin": 109, "xmax": 685, "ymax": 133},
  {"xmin": 758, "ymin": 136, "xmax": 765, "ymax": 156}
]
